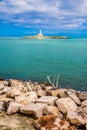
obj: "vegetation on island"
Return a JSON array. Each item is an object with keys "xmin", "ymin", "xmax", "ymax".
[{"xmin": 23, "ymin": 35, "xmax": 69, "ymax": 39}]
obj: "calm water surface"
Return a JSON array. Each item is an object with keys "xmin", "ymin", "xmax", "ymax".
[{"xmin": 0, "ymin": 37, "xmax": 87, "ymax": 91}]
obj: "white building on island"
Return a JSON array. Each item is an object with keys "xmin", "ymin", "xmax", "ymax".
[{"xmin": 37, "ymin": 30, "xmax": 43, "ymax": 38}]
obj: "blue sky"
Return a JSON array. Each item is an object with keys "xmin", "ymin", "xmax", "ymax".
[{"xmin": 0, "ymin": 0, "xmax": 87, "ymax": 37}]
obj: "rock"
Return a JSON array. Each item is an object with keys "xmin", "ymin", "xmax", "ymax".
[
  {"xmin": 0, "ymin": 94, "xmax": 6, "ymax": 99},
  {"xmin": 15, "ymin": 94, "xmax": 26, "ymax": 105},
  {"xmin": 33, "ymin": 85, "xmax": 42, "ymax": 91},
  {"xmin": 56, "ymin": 98, "xmax": 77, "ymax": 114},
  {"xmin": 23, "ymin": 81, "xmax": 33, "ymax": 92},
  {"xmin": 6, "ymin": 87, "xmax": 21, "ymax": 98},
  {"xmin": 20, "ymin": 103, "xmax": 47, "ymax": 118},
  {"xmin": 7, "ymin": 102, "xmax": 23, "ymax": 115},
  {"xmin": 2, "ymin": 86, "xmax": 10, "ymax": 93},
  {"xmin": 36, "ymin": 96, "xmax": 57, "ymax": 105},
  {"xmin": 77, "ymin": 100, "xmax": 87, "ymax": 118},
  {"xmin": 9, "ymin": 79, "xmax": 22, "ymax": 87},
  {"xmin": 67, "ymin": 90, "xmax": 81, "ymax": 105},
  {"xmin": 44, "ymin": 105, "xmax": 63, "ymax": 118},
  {"xmin": 0, "ymin": 90, "xmax": 4, "ymax": 95},
  {"xmin": 47, "ymin": 89, "xmax": 67, "ymax": 98},
  {"xmin": 34, "ymin": 115, "xmax": 56, "ymax": 129},
  {"xmin": 45, "ymin": 86, "xmax": 53, "ymax": 91},
  {"xmin": 79, "ymin": 92, "xmax": 87, "ymax": 101},
  {"xmin": 36, "ymin": 89, "xmax": 46, "ymax": 97},
  {"xmin": 0, "ymin": 81, "xmax": 8, "ymax": 90},
  {"xmin": 0, "ymin": 98, "xmax": 14, "ymax": 111},
  {"xmin": 67, "ymin": 110, "xmax": 87, "ymax": 125},
  {"xmin": 0, "ymin": 84, "xmax": 4, "ymax": 90},
  {"xmin": 15, "ymin": 91, "xmax": 37, "ymax": 105},
  {"xmin": 53, "ymin": 118, "xmax": 70, "ymax": 130},
  {"xmin": 47, "ymin": 89, "xmax": 59, "ymax": 96}
]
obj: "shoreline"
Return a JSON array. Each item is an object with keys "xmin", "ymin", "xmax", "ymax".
[
  {"xmin": 0, "ymin": 77, "xmax": 86, "ymax": 92},
  {"xmin": 0, "ymin": 78, "xmax": 87, "ymax": 129}
]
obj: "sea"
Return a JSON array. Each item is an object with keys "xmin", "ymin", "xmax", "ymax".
[{"xmin": 0, "ymin": 37, "xmax": 87, "ymax": 91}]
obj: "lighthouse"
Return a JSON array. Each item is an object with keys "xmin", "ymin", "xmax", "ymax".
[{"xmin": 37, "ymin": 30, "xmax": 43, "ymax": 37}]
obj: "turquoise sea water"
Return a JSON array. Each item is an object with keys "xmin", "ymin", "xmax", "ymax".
[{"xmin": 0, "ymin": 37, "xmax": 87, "ymax": 91}]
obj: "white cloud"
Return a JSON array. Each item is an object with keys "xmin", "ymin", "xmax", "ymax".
[{"xmin": 0, "ymin": 0, "xmax": 87, "ymax": 30}]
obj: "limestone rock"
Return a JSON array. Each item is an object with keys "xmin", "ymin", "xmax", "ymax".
[
  {"xmin": 20, "ymin": 103, "xmax": 47, "ymax": 118},
  {"xmin": 15, "ymin": 94, "xmax": 26, "ymax": 105},
  {"xmin": 56, "ymin": 98, "xmax": 77, "ymax": 114},
  {"xmin": 34, "ymin": 115, "xmax": 56, "ymax": 129},
  {"xmin": 44, "ymin": 105, "xmax": 63, "ymax": 118},
  {"xmin": 79, "ymin": 92, "xmax": 87, "ymax": 101},
  {"xmin": 2, "ymin": 86, "xmax": 10, "ymax": 93},
  {"xmin": 0, "ymin": 84, "xmax": 5, "ymax": 90},
  {"xmin": 6, "ymin": 87, "xmax": 21, "ymax": 98},
  {"xmin": 15, "ymin": 91, "xmax": 37, "ymax": 105},
  {"xmin": 67, "ymin": 110, "xmax": 87, "ymax": 125},
  {"xmin": 77, "ymin": 100, "xmax": 87, "ymax": 118},
  {"xmin": 9, "ymin": 79, "xmax": 22, "ymax": 87},
  {"xmin": 36, "ymin": 96, "xmax": 57, "ymax": 105},
  {"xmin": 45, "ymin": 86, "xmax": 53, "ymax": 91},
  {"xmin": 36, "ymin": 89, "xmax": 46, "ymax": 97},
  {"xmin": 47, "ymin": 89, "xmax": 67, "ymax": 98},
  {"xmin": 0, "ymin": 94, "xmax": 6, "ymax": 99},
  {"xmin": 0, "ymin": 98, "xmax": 14, "ymax": 111},
  {"xmin": 67, "ymin": 90, "xmax": 81, "ymax": 105},
  {"xmin": 47, "ymin": 89, "xmax": 59, "ymax": 96},
  {"xmin": 0, "ymin": 81, "xmax": 8, "ymax": 90},
  {"xmin": 53, "ymin": 118, "xmax": 70, "ymax": 130},
  {"xmin": 7, "ymin": 102, "xmax": 23, "ymax": 115}
]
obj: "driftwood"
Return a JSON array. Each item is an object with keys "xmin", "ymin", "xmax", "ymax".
[{"xmin": 47, "ymin": 75, "xmax": 59, "ymax": 89}]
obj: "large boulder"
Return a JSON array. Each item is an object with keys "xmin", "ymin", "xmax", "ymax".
[
  {"xmin": 44, "ymin": 105, "xmax": 63, "ymax": 118},
  {"xmin": 77, "ymin": 100, "xmax": 87, "ymax": 118},
  {"xmin": 15, "ymin": 91, "xmax": 37, "ymax": 105},
  {"xmin": 67, "ymin": 110, "xmax": 87, "ymax": 125},
  {"xmin": 67, "ymin": 100, "xmax": 87, "ymax": 125},
  {"xmin": 36, "ymin": 96, "xmax": 57, "ymax": 105},
  {"xmin": 67, "ymin": 90, "xmax": 81, "ymax": 105},
  {"xmin": 20, "ymin": 103, "xmax": 47, "ymax": 118},
  {"xmin": 47, "ymin": 89, "xmax": 67, "ymax": 98},
  {"xmin": 6, "ymin": 87, "xmax": 21, "ymax": 98},
  {"xmin": 7, "ymin": 102, "xmax": 23, "ymax": 115},
  {"xmin": 34, "ymin": 115, "xmax": 56, "ymax": 129},
  {"xmin": 56, "ymin": 98, "xmax": 77, "ymax": 114}
]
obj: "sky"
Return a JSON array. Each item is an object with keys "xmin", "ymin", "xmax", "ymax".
[{"xmin": 0, "ymin": 0, "xmax": 87, "ymax": 37}]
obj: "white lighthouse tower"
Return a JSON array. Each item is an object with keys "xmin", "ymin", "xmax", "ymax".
[{"xmin": 37, "ymin": 29, "xmax": 43, "ymax": 38}]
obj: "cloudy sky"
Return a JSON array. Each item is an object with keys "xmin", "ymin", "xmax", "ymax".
[{"xmin": 0, "ymin": 0, "xmax": 87, "ymax": 36}]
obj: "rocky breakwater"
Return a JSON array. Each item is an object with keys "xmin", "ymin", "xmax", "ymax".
[{"xmin": 0, "ymin": 79, "xmax": 87, "ymax": 130}]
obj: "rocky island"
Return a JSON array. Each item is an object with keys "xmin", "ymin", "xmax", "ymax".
[
  {"xmin": 23, "ymin": 30, "xmax": 68, "ymax": 39},
  {"xmin": 0, "ymin": 78, "xmax": 87, "ymax": 130}
]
